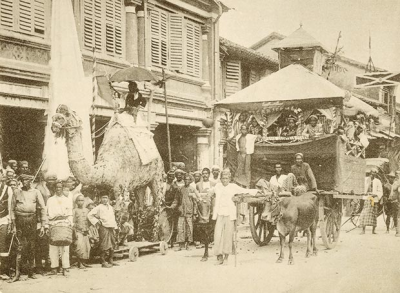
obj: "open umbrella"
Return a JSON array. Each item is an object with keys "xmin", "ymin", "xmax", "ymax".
[{"xmin": 110, "ymin": 66, "xmax": 158, "ymax": 83}]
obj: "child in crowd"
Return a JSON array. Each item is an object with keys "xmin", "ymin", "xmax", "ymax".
[
  {"xmin": 118, "ymin": 215, "xmax": 134, "ymax": 246},
  {"xmin": 86, "ymin": 203, "xmax": 100, "ymax": 258},
  {"xmin": 87, "ymin": 194, "xmax": 118, "ymax": 268},
  {"xmin": 176, "ymin": 174, "xmax": 199, "ymax": 251},
  {"xmin": 73, "ymin": 195, "xmax": 91, "ymax": 268}
]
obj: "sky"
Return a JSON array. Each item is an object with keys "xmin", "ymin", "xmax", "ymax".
[{"xmin": 219, "ymin": 0, "xmax": 400, "ymax": 71}]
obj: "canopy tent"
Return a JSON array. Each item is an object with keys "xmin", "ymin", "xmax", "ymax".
[{"xmin": 216, "ymin": 64, "xmax": 346, "ymax": 111}]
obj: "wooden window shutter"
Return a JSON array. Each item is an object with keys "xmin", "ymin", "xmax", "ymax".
[
  {"xmin": 19, "ymin": 0, "xmax": 33, "ymax": 33},
  {"xmin": 83, "ymin": 0, "xmax": 95, "ymax": 49},
  {"xmin": 105, "ymin": 0, "xmax": 123, "ymax": 56},
  {"xmin": 184, "ymin": 19, "xmax": 201, "ymax": 77},
  {"xmin": 150, "ymin": 8, "xmax": 168, "ymax": 67},
  {"xmin": 93, "ymin": 0, "xmax": 102, "ymax": 51},
  {"xmin": 169, "ymin": 14, "xmax": 183, "ymax": 71},
  {"xmin": 33, "ymin": 0, "xmax": 45, "ymax": 34},
  {"xmin": 83, "ymin": 0, "xmax": 102, "ymax": 52},
  {"xmin": 225, "ymin": 60, "xmax": 241, "ymax": 97},
  {"xmin": 0, "ymin": 0, "xmax": 14, "ymax": 29}
]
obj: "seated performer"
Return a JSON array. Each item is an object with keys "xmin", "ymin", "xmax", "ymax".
[
  {"xmin": 302, "ymin": 115, "xmax": 324, "ymax": 138},
  {"xmin": 249, "ymin": 117, "xmax": 262, "ymax": 136},
  {"xmin": 281, "ymin": 116, "xmax": 298, "ymax": 137},
  {"xmin": 125, "ymin": 81, "xmax": 147, "ymax": 110}
]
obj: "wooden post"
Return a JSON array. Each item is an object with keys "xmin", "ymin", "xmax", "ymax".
[
  {"xmin": 163, "ymin": 69, "xmax": 172, "ymax": 170},
  {"xmin": 147, "ymin": 89, "xmax": 153, "ymax": 131}
]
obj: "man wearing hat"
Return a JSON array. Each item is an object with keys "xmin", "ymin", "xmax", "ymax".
[
  {"xmin": 6, "ymin": 160, "xmax": 18, "ymax": 173},
  {"xmin": 210, "ymin": 165, "xmax": 221, "ymax": 185},
  {"xmin": 282, "ymin": 116, "xmax": 298, "ymax": 137},
  {"xmin": 360, "ymin": 170, "xmax": 383, "ymax": 235},
  {"xmin": 0, "ymin": 172, "xmax": 13, "ymax": 279},
  {"xmin": 291, "ymin": 153, "xmax": 317, "ymax": 191},
  {"xmin": 17, "ymin": 161, "xmax": 29, "ymax": 176},
  {"xmin": 389, "ymin": 171, "xmax": 400, "ymax": 237},
  {"xmin": 302, "ymin": 115, "xmax": 324, "ymax": 138},
  {"xmin": 193, "ymin": 171, "xmax": 202, "ymax": 184},
  {"xmin": 47, "ymin": 180, "xmax": 73, "ymax": 276},
  {"xmin": 88, "ymin": 193, "xmax": 119, "ymax": 268},
  {"xmin": 10, "ymin": 173, "xmax": 47, "ymax": 281},
  {"xmin": 163, "ymin": 170, "xmax": 180, "ymax": 247},
  {"xmin": 174, "ymin": 169, "xmax": 185, "ymax": 188}
]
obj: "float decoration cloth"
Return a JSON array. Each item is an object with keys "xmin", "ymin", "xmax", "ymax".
[{"xmin": 227, "ymin": 134, "xmax": 365, "ymax": 194}]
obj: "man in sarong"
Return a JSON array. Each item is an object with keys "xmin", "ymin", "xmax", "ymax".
[
  {"xmin": 360, "ymin": 171, "xmax": 383, "ymax": 234},
  {"xmin": 211, "ymin": 170, "xmax": 259, "ymax": 265},
  {"xmin": 73, "ymin": 195, "xmax": 91, "ymax": 268},
  {"xmin": 162, "ymin": 170, "xmax": 180, "ymax": 247},
  {"xmin": 10, "ymin": 174, "xmax": 47, "ymax": 281},
  {"xmin": 88, "ymin": 193, "xmax": 118, "ymax": 268},
  {"xmin": 291, "ymin": 153, "xmax": 317, "ymax": 191},
  {"xmin": 234, "ymin": 125, "xmax": 257, "ymax": 224},
  {"xmin": 176, "ymin": 174, "xmax": 199, "ymax": 251},
  {"xmin": 47, "ymin": 180, "xmax": 73, "ymax": 276}
]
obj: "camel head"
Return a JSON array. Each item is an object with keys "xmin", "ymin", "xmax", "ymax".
[{"xmin": 51, "ymin": 104, "xmax": 82, "ymax": 139}]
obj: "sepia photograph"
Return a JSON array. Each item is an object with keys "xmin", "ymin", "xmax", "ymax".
[{"xmin": 0, "ymin": 0, "xmax": 399, "ymax": 292}]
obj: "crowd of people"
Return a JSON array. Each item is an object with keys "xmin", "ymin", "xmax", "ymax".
[
  {"xmin": 0, "ymin": 147, "xmax": 398, "ymax": 281},
  {"xmin": 0, "ymin": 159, "xmax": 130, "ymax": 282}
]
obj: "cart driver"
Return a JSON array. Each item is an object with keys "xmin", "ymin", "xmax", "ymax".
[
  {"xmin": 290, "ymin": 153, "xmax": 317, "ymax": 192},
  {"xmin": 269, "ymin": 163, "xmax": 288, "ymax": 190}
]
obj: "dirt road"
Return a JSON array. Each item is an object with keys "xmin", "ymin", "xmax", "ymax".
[{"xmin": 2, "ymin": 217, "xmax": 400, "ymax": 293}]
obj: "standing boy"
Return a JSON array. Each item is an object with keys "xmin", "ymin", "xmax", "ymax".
[
  {"xmin": 176, "ymin": 174, "xmax": 199, "ymax": 251},
  {"xmin": 73, "ymin": 195, "xmax": 91, "ymax": 268},
  {"xmin": 87, "ymin": 193, "xmax": 118, "ymax": 268}
]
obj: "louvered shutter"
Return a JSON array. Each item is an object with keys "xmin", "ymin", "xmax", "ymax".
[
  {"xmin": 184, "ymin": 19, "xmax": 201, "ymax": 77},
  {"xmin": 33, "ymin": 0, "xmax": 45, "ymax": 34},
  {"xmin": 83, "ymin": 0, "xmax": 103, "ymax": 52},
  {"xmin": 93, "ymin": 0, "xmax": 102, "ymax": 52},
  {"xmin": 19, "ymin": 0, "xmax": 33, "ymax": 33},
  {"xmin": 150, "ymin": 9, "xmax": 168, "ymax": 67},
  {"xmin": 0, "ymin": 0, "xmax": 14, "ymax": 29},
  {"xmin": 225, "ymin": 61, "xmax": 241, "ymax": 97},
  {"xmin": 83, "ymin": 0, "xmax": 95, "ymax": 49},
  {"xmin": 105, "ymin": 0, "xmax": 123, "ymax": 56},
  {"xmin": 169, "ymin": 14, "xmax": 183, "ymax": 71}
]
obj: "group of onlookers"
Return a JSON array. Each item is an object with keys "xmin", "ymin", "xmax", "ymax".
[{"xmin": 0, "ymin": 159, "xmax": 128, "ymax": 283}]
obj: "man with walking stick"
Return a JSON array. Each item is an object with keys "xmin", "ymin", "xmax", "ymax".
[{"xmin": 210, "ymin": 170, "xmax": 259, "ymax": 266}]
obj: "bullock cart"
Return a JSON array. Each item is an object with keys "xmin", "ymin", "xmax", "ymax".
[{"xmin": 227, "ymin": 134, "xmax": 367, "ymax": 249}]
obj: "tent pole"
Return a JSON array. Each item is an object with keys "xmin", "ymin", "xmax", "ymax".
[
  {"xmin": 147, "ymin": 89, "xmax": 153, "ymax": 131},
  {"xmin": 163, "ymin": 69, "xmax": 172, "ymax": 170}
]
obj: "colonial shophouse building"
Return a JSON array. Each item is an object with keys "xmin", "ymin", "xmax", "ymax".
[{"xmin": 0, "ymin": 0, "xmax": 228, "ymax": 172}]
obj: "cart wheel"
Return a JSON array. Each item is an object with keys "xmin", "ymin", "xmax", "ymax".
[
  {"xmin": 319, "ymin": 196, "xmax": 342, "ymax": 249},
  {"xmin": 160, "ymin": 241, "xmax": 168, "ymax": 255},
  {"xmin": 129, "ymin": 246, "xmax": 139, "ymax": 262},
  {"xmin": 249, "ymin": 204, "xmax": 275, "ymax": 246}
]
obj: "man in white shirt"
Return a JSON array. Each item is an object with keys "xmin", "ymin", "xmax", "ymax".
[
  {"xmin": 269, "ymin": 163, "xmax": 288, "ymax": 191},
  {"xmin": 47, "ymin": 181, "xmax": 73, "ymax": 276},
  {"xmin": 88, "ymin": 194, "xmax": 118, "ymax": 268}
]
